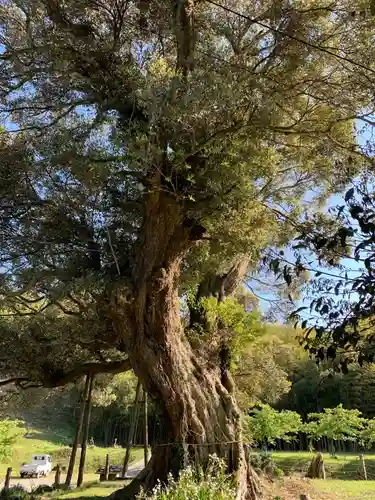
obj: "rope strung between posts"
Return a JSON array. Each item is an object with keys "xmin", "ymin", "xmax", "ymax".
[{"xmin": 143, "ymin": 440, "xmax": 253, "ymax": 449}]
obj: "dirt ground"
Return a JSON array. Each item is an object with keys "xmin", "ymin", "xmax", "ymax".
[{"xmin": 264, "ymin": 476, "xmax": 336, "ymax": 500}]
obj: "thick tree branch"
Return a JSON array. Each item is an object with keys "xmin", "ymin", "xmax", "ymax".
[
  {"xmin": 0, "ymin": 359, "xmax": 132, "ymax": 389},
  {"xmin": 45, "ymin": 359, "xmax": 132, "ymax": 387},
  {"xmin": 0, "ymin": 377, "xmax": 30, "ymax": 387}
]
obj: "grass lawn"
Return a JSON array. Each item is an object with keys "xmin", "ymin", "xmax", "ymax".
[
  {"xmin": 311, "ymin": 479, "xmax": 375, "ymax": 499},
  {"xmin": 53, "ymin": 481, "xmax": 129, "ymax": 499},
  {"xmin": 51, "ymin": 477, "xmax": 375, "ymax": 500},
  {"xmin": 1, "ymin": 428, "xmax": 144, "ymax": 478},
  {"xmin": 272, "ymin": 451, "xmax": 375, "ymax": 480}
]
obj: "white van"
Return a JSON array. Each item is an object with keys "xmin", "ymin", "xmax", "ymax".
[{"xmin": 20, "ymin": 455, "xmax": 52, "ymax": 478}]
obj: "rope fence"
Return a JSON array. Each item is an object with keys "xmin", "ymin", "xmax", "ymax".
[
  {"xmin": 131, "ymin": 441, "xmax": 375, "ymax": 481},
  {"xmin": 119, "ymin": 441, "xmax": 375, "ymax": 481}
]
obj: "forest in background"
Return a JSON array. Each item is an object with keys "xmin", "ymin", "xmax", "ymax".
[{"xmin": 5, "ymin": 319, "xmax": 375, "ymax": 451}]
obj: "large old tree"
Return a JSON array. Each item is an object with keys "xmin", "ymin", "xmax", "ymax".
[{"xmin": 0, "ymin": 0, "xmax": 374, "ymax": 497}]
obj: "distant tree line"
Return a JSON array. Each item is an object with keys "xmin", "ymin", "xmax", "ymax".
[{"xmin": 244, "ymin": 403, "xmax": 375, "ymax": 454}]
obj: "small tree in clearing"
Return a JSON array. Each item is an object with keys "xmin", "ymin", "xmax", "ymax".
[
  {"xmin": 243, "ymin": 404, "xmax": 301, "ymax": 447},
  {"xmin": 306, "ymin": 405, "xmax": 365, "ymax": 454},
  {"xmin": 0, "ymin": 420, "xmax": 23, "ymax": 462},
  {"xmin": 360, "ymin": 418, "xmax": 375, "ymax": 449}
]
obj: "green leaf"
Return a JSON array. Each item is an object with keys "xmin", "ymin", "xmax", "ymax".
[
  {"xmin": 345, "ymin": 187, "xmax": 355, "ymax": 202},
  {"xmin": 292, "ymin": 306, "xmax": 308, "ymax": 315}
]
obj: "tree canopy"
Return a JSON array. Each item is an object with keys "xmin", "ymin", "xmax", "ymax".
[{"xmin": 0, "ymin": 0, "xmax": 372, "ymax": 388}]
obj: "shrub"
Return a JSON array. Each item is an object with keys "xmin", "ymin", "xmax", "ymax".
[
  {"xmin": 0, "ymin": 486, "xmax": 31, "ymax": 500},
  {"xmin": 249, "ymin": 451, "xmax": 276, "ymax": 475},
  {"xmin": 137, "ymin": 455, "xmax": 236, "ymax": 499},
  {"xmin": 0, "ymin": 421, "xmax": 24, "ymax": 462},
  {"xmin": 32, "ymin": 485, "xmax": 54, "ymax": 494}
]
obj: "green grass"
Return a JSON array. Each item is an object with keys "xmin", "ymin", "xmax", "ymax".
[
  {"xmin": 312, "ymin": 479, "xmax": 375, "ymax": 499},
  {"xmin": 272, "ymin": 451, "xmax": 375, "ymax": 480},
  {"xmin": 1, "ymin": 428, "xmax": 144, "ymax": 477},
  {"xmin": 54, "ymin": 481, "xmax": 129, "ymax": 499},
  {"xmin": 50, "ymin": 477, "xmax": 375, "ymax": 500}
]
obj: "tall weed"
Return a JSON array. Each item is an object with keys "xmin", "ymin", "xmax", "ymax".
[{"xmin": 137, "ymin": 455, "xmax": 236, "ymax": 499}]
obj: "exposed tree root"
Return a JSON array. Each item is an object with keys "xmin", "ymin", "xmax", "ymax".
[{"xmin": 111, "ymin": 441, "xmax": 261, "ymax": 500}]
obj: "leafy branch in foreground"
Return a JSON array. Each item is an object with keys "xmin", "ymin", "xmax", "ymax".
[{"xmin": 269, "ymin": 179, "xmax": 375, "ymax": 372}]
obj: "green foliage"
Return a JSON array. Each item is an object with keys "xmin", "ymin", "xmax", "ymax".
[
  {"xmin": 248, "ymin": 451, "xmax": 276, "ymax": 475},
  {"xmin": 278, "ymin": 362, "xmax": 375, "ymax": 419},
  {"xmin": 279, "ymin": 180, "xmax": 375, "ymax": 372},
  {"xmin": 235, "ymin": 346, "xmax": 291, "ymax": 410},
  {"xmin": 199, "ymin": 296, "xmax": 262, "ymax": 360},
  {"xmin": 235, "ymin": 323, "xmax": 305, "ymax": 409},
  {"xmin": 92, "ymin": 372, "xmax": 137, "ymax": 409},
  {"xmin": 1, "ymin": 372, "xmax": 142, "ymax": 448},
  {"xmin": 137, "ymin": 456, "xmax": 235, "ymax": 500},
  {"xmin": 360, "ymin": 418, "xmax": 375, "ymax": 449},
  {"xmin": 0, "ymin": 420, "xmax": 23, "ymax": 462},
  {"xmin": 306, "ymin": 405, "xmax": 365, "ymax": 442},
  {"xmin": 0, "ymin": 486, "xmax": 32, "ymax": 500},
  {"xmin": 243, "ymin": 404, "xmax": 301, "ymax": 446}
]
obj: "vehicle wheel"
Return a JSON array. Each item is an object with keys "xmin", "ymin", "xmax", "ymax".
[{"xmin": 20, "ymin": 473, "xmax": 25, "ymax": 479}]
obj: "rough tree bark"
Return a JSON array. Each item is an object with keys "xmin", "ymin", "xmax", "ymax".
[
  {"xmin": 110, "ymin": 189, "xmax": 260, "ymax": 499},
  {"xmin": 122, "ymin": 380, "xmax": 142, "ymax": 478},
  {"xmin": 65, "ymin": 374, "xmax": 91, "ymax": 487},
  {"xmin": 77, "ymin": 374, "xmax": 94, "ymax": 487},
  {"xmin": 143, "ymin": 389, "xmax": 149, "ymax": 468}
]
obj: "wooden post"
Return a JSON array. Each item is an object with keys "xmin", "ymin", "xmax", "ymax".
[
  {"xmin": 194, "ymin": 444, "xmax": 199, "ymax": 473},
  {"xmin": 360, "ymin": 454, "xmax": 367, "ymax": 480},
  {"xmin": 54, "ymin": 465, "xmax": 61, "ymax": 488},
  {"xmin": 77, "ymin": 374, "xmax": 94, "ymax": 487},
  {"xmin": 306, "ymin": 452, "xmax": 325, "ymax": 479},
  {"xmin": 122, "ymin": 380, "xmax": 142, "ymax": 477},
  {"xmin": 144, "ymin": 389, "xmax": 149, "ymax": 467},
  {"xmin": 104, "ymin": 454, "xmax": 110, "ymax": 481},
  {"xmin": 65, "ymin": 374, "xmax": 90, "ymax": 487},
  {"xmin": 4, "ymin": 468, "xmax": 11, "ymax": 490}
]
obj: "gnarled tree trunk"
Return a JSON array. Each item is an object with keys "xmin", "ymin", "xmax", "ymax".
[{"xmin": 110, "ymin": 190, "xmax": 260, "ymax": 499}]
